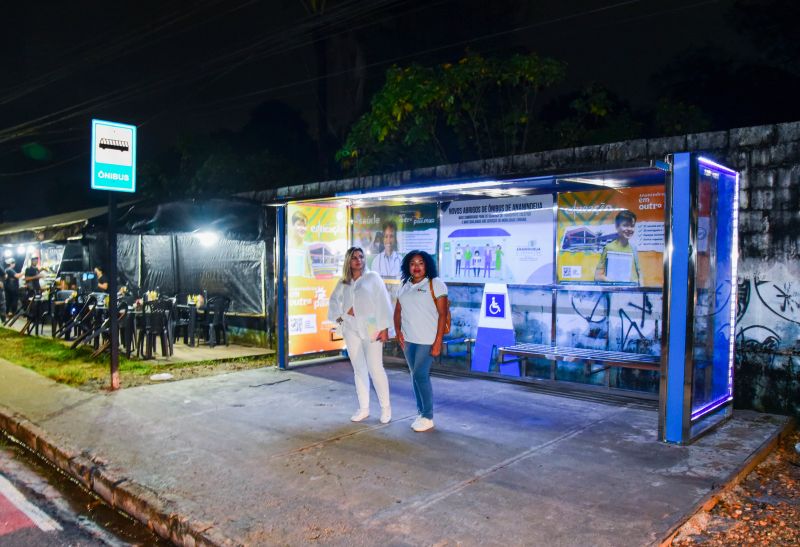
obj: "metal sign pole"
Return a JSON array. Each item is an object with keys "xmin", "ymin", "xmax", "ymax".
[
  {"xmin": 109, "ymin": 192, "xmax": 120, "ymax": 390},
  {"xmin": 90, "ymin": 118, "xmax": 134, "ymax": 391}
]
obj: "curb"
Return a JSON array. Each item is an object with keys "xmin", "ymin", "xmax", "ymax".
[
  {"xmin": 657, "ymin": 416, "xmax": 797, "ymax": 546},
  {"xmin": 0, "ymin": 404, "xmax": 236, "ymax": 546}
]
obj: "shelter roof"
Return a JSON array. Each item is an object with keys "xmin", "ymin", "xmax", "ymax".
[{"xmin": 0, "ymin": 205, "xmax": 112, "ymax": 245}]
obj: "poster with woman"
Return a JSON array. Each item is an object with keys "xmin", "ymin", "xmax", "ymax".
[
  {"xmin": 352, "ymin": 204, "xmax": 439, "ymax": 280},
  {"xmin": 556, "ymin": 186, "xmax": 665, "ymax": 287}
]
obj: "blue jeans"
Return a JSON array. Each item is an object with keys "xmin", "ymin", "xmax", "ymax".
[{"xmin": 403, "ymin": 342, "xmax": 434, "ymax": 419}]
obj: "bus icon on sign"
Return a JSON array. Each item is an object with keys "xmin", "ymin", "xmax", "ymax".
[
  {"xmin": 99, "ymin": 138, "xmax": 129, "ymax": 152},
  {"xmin": 485, "ymin": 293, "xmax": 505, "ymax": 318}
]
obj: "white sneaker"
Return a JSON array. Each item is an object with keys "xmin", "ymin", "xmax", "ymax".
[
  {"xmin": 412, "ymin": 417, "xmax": 434, "ymax": 432},
  {"xmin": 350, "ymin": 409, "xmax": 369, "ymax": 422},
  {"xmin": 380, "ymin": 406, "xmax": 392, "ymax": 424}
]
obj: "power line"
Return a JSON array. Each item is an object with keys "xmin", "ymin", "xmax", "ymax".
[
  {"xmin": 0, "ymin": 0, "xmax": 416, "ymax": 141},
  {"xmin": 0, "ymin": 152, "xmax": 86, "ymax": 177},
  {"xmin": 0, "ymin": 0, "xmax": 723, "ymax": 158}
]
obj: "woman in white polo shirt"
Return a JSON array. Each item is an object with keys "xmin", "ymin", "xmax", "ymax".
[
  {"xmin": 329, "ymin": 247, "xmax": 394, "ymax": 424},
  {"xmin": 393, "ymin": 250, "xmax": 448, "ymax": 432}
]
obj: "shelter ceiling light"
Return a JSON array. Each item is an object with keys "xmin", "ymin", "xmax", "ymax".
[
  {"xmin": 16, "ymin": 245, "xmax": 25, "ymax": 254},
  {"xmin": 342, "ymin": 180, "xmax": 505, "ymax": 200},
  {"xmin": 3, "ymin": 249, "xmax": 11, "ymax": 258},
  {"xmin": 558, "ymin": 177, "xmax": 627, "ymax": 188},
  {"xmin": 698, "ymin": 156, "xmax": 738, "ymax": 175},
  {"xmin": 195, "ymin": 231, "xmax": 220, "ymax": 247}
]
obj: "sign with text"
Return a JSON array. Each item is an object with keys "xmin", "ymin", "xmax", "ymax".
[
  {"xmin": 440, "ymin": 195, "xmax": 554, "ymax": 285},
  {"xmin": 91, "ymin": 119, "xmax": 136, "ymax": 193},
  {"xmin": 287, "ymin": 202, "xmax": 348, "ymax": 356}
]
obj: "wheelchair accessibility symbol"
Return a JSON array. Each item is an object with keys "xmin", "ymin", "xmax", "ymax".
[{"xmin": 485, "ymin": 293, "xmax": 505, "ymax": 318}]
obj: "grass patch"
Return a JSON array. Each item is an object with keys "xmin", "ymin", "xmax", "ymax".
[{"xmin": 0, "ymin": 328, "xmax": 275, "ymax": 391}]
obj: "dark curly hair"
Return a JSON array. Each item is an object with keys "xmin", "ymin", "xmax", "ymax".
[{"xmin": 400, "ymin": 250, "xmax": 438, "ymax": 283}]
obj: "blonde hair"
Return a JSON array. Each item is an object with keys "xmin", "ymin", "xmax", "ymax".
[{"xmin": 342, "ymin": 247, "xmax": 365, "ymax": 284}]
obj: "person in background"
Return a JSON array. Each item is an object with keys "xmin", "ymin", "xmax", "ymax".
[
  {"xmin": 455, "ymin": 243, "xmax": 463, "ymax": 277},
  {"xmin": 463, "ymin": 245, "xmax": 472, "ymax": 277},
  {"xmin": 24, "ymin": 256, "xmax": 44, "ymax": 300},
  {"xmin": 394, "ymin": 250, "xmax": 448, "ymax": 432},
  {"xmin": 94, "ymin": 266, "xmax": 109, "ymax": 292},
  {"xmin": 373, "ymin": 220, "xmax": 401, "ymax": 279},
  {"xmin": 4, "ymin": 259, "xmax": 21, "ymax": 317},
  {"xmin": 328, "ymin": 247, "xmax": 394, "ymax": 424},
  {"xmin": 0, "ymin": 269, "xmax": 6, "ymax": 319}
]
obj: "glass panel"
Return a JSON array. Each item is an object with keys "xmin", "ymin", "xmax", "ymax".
[
  {"xmin": 554, "ymin": 288, "xmax": 661, "ymax": 391},
  {"xmin": 430, "ymin": 285, "xmax": 553, "ymax": 374},
  {"xmin": 690, "ymin": 159, "xmax": 738, "ymax": 418}
]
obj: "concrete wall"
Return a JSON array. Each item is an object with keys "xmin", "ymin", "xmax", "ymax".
[{"xmin": 252, "ymin": 121, "xmax": 800, "ymax": 416}]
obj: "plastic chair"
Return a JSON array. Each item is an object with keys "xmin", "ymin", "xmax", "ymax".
[
  {"xmin": 136, "ymin": 300, "xmax": 173, "ymax": 359},
  {"xmin": 196, "ymin": 295, "xmax": 231, "ymax": 347}
]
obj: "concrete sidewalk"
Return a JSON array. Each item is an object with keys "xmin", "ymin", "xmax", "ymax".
[{"xmin": 0, "ymin": 358, "xmax": 790, "ymax": 546}]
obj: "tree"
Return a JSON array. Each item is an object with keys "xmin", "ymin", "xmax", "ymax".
[
  {"xmin": 546, "ymin": 84, "xmax": 643, "ymax": 147},
  {"xmin": 336, "ymin": 52, "xmax": 564, "ymax": 174}
]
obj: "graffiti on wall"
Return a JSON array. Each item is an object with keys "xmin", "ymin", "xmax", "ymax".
[{"xmin": 734, "ymin": 260, "xmax": 800, "ymax": 415}]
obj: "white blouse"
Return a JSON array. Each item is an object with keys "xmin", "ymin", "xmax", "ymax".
[{"xmin": 328, "ymin": 271, "xmax": 393, "ymax": 340}]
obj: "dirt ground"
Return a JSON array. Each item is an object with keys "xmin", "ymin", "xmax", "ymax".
[{"xmin": 673, "ymin": 428, "xmax": 800, "ymax": 546}]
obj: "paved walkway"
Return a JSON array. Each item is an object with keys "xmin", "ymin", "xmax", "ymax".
[{"xmin": 0, "ymin": 358, "xmax": 790, "ymax": 546}]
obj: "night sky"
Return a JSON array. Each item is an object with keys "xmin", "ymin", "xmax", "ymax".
[{"xmin": 1, "ymin": 0, "xmax": 797, "ymax": 222}]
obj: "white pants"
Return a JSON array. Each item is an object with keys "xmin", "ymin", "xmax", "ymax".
[{"xmin": 343, "ymin": 330, "xmax": 390, "ymax": 411}]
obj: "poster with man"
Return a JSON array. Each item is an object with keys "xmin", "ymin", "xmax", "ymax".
[
  {"xmin": 439, "ymin": 195, "xmax": 554, "ymax": 285},
  {"xmin": 556, "ymin": 186, "xmax": 665, "ymax": 287},
  {"xmin": 352, "ymin": 205, "xmax": 439, "ymax": 280}
]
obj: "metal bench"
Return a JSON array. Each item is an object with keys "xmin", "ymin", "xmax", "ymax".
[{"xmin": 497, "ymin": 342, "xmax": 661, "ymax": 383}]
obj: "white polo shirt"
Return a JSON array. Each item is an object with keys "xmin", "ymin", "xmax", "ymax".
[{"xmin": 397, "ymin": 277, "xmax": 448, "ymax": 345}]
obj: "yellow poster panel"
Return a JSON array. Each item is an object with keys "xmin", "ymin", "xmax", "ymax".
[
  {"xmin": 557, "ymin": 185, "xmax": 665, "ymax": 287},
  {"xmin": 287, "ymin": 202, "xmax": 348, "ymax": 356}
]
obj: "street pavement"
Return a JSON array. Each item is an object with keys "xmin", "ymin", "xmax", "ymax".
[
  {"xmin": 0, "ymin": 447, "xmax": 119, "ymax": 546},
  {"xmin": 0, "ymin": 356, "xmax": 791, "ymax": 546}
]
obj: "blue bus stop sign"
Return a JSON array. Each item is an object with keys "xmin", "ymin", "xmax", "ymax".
[{"xmin": 91, "ymin": 119, "xmax": 136, "ymax": 193}]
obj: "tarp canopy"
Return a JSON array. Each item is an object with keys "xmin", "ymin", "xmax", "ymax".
[
  {"xmin": 0, "ymin": 198, "xmax": 270, "ymax": 316},
  {"xmin": 111, "ymin": 198, "xmax": 267, "ymax": 241}
]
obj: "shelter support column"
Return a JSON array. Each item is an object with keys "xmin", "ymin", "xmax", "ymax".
[
  {"xmin": 660, "ymin": 153, "xmax": 692, "ymax": 443},
  {"xmin": 276, "ymin": 205, "xmax": 288, "ymax": 369}
]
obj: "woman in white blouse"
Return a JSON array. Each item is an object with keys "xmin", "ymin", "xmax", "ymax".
[{"xmin": 329, "ymin": 247, "xmax": 394, "ymax": 423}]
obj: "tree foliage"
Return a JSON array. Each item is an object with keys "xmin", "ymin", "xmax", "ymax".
[
  {"xmin": 336, "ymin": 52, "xmax": 565, "ymax": 174},
  {"xmin": 550, "ymin": 84, "xmax": 643, "ymax": 147}
]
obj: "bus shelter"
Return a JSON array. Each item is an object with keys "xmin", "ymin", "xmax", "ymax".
[{"xmin": 274, "ymin": 152, "xmax": 739, "ymax": 444}]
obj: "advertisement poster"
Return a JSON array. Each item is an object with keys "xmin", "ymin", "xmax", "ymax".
[
  {"xmin": 287, "ymin": 202, "xmax": 348, "ymax": 356},
  {"xmin": 556, "ymin": 185, "xmax": 665, "ymax": 287},
  {"xmin": 440, "ymin": 195, "xmax": 554, "ymax": 285},
  {"xmin": 352, "ymin": 204, "xmax": 439, "ymax": 280}
]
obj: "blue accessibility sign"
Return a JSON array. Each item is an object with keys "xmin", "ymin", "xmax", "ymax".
[{"xmin": 485, "ymin": 293, "xmax": 505, "ymax": 318}]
